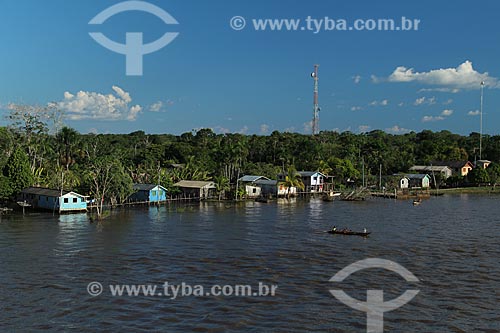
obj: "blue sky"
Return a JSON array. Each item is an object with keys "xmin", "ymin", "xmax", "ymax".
[{"xmin": 1, "ymin": 0, "xmax": 500, "ymax": 135}]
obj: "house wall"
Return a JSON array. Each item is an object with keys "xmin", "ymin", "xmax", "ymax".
[
  {"xmin": 60, "ymin": 194, "xmax": 87, "ymax": 211},
  {"xmin": 310, "ymin": 174, "xmax": 324, "ymax": 186},
  {"xmin": 461, "ymin": 166, "xmax": 472, "ymax": 176},
  {"xmin": 303, "ymin": 173, "xmax": 324, "ymax": 192},
  {"xmin": 149, "ymin": 187, "xmax": 167, "ymax": 202},
  {"xmin": 278, "ymin": 184, "xmax": 296, "ymax": 196},
  {"xmin": 35, "ymin": 195, "xmax": 58, "ymax": 210},
  {"xmin": 400, "ymin": 178, "xmax": 409, "ymax": 189},
  {"xmin": 130, "ymin": 190, "xmax": 150, "ymax": 202},
  {"xmin": 21, "ymin": 193, "xmax": 87, "ymax": 211},
  {"xmin": 244, "ymin": 185, "xmax": 261, "ymax": 198},
  {"xmin": 422, "ymin": 177, "xmax": 430, "ymax": 188}
]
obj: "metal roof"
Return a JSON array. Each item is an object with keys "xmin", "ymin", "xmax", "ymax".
[
  {"xmin": 133, "ymin": 184, "xmax": 167, "ymax": 191},
  {"xmin": 174, "ymin": 180, "xmax": 215, "ymax": 189},
  {"xmin": 254, "ymin": 180, "xmax": 278, "ymax": 186},
  {"xmin": 430, "ymin": 161, "xmax": 472, "ymax": 169},
  {"xmin": 21, "ymin": 187, "xmax": 87, "ymax": 198},
  {"xmin": 404, "ymin": 174, "xmax": 430, "ymax": 179},
  {"xmin": 238, "ymin": 175, "xmax": 270, "ymax": 182},
  {"xmin": 409, "ymin": 165, "xmax": 452, "ymax": 172}
]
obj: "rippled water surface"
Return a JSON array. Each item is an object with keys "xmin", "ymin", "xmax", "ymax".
[{"xmin": 1, "ymin": 195, "xmax": 499, "ymax": 332}]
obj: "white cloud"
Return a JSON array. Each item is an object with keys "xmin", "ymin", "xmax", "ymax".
[
  {"xmin": 350, "ymin": 106, "xmax": 362, "ymax": 111},
  {"xmin": 441, "ymin": 109, "xmax": 453, "ymax": 116},
  {"xmin": 58, "ymin": 86, "xmax": 142, "ymax": 121},
  {"xmin": 414, "ymin": 96, "xmax": 436, "ymax": 106},
  {"xmin": 303, "ymin": 121, "xmax": 313, "ymax": 133},
  {"xmin": 398, "ymin": 102, "xmax": 404, "ymax": 107},
  {"xmin": 149, "ymin": 101, "xmax": 163, "ymax": 112},
  {"xmin": 213, "ymin": 126, "xmax": 230, "ymax": 134},
  {"xmin": 260, "ymin": 124, "xmax": 270, "ymax": 134},
  {"xmin": 386, "ymin": 61, "xmax": 498, "ymax": 89},
  {"xmin": 443, "ymin": 98, "xmax": 453, "ymax": 105},
  {"xmin": 422, "ymin": 115, "xmax": 445, "ymax": 122},
  {"xmin": 468, "ymin": 110, "xmax": 480, "ymax": 116},
  {"xmin": 385, "ymin": 125, "xmax": 411, "ymax": 134},
  {"xmin": 352, "ymin": 75, "xmax": 361, "ymax": 84},
  {"xmin": 369, "ymin": 99, "xmax": 389, "ymax": 106},
  {"xmin": 238, "ymin": 126, "xmax": 249, "ymax": 134},
  {"xmin": 358, "ymin": 125, "xmax": 371, "ymax": 133},
  {"xmin": 418, "ymin": 88, "xmax": 461, "ymax": 93}
]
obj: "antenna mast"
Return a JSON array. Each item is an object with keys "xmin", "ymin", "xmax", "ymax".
[
  {"xmin": 479, "ymin": 81, "xmax": 484, "ymax": 160},
  {"xmin": 311, "ymin": 64, "xmax": 320, "ymax": 135}
]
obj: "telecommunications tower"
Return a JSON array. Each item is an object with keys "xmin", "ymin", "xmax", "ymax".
[{"xmin": 311, "ymin": 64, "xmax": 320, "ymax": 135}]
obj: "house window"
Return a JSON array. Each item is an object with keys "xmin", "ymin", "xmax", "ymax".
[
  {"xmin": 152, "ymin": 190, "xmax": 157, "ymax": 196},
  {"xmin": 253, "ymin": 188, "xmax": 257, "ymax": 193},
  {"xmin": 73, "ymin": 198, "xmax": 78, "ymax": 203},
  {"xmin": 46, "ymin": 197, "xmax": 49, "ymax": 201},
  {"xmin": 64, "ymin": 198, "xmax": 69, "ymax": 203},
  {"xmin": 158, "ymin": 190, "xmax": 163, "ymax": 196},
  {"xmin": 313, "ymin": 177, "xmax": 317, "ymax": 181}
]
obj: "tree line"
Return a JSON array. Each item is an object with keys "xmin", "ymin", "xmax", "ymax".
[{"xmin": 1, "ymin": 105, "xmax": 500, "ymax": 208}]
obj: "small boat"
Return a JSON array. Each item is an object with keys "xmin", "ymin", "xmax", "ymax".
[
  {"xmin": 322, "ymin": 191, "xmax": 341, "ymax": 202},
  {"xmin": 412, "ymin": 198, "xmax": 422, "ymax": 206},
  {"xmin": 327, "ymin": 229, "xmax": 371, "ymax": 237}
]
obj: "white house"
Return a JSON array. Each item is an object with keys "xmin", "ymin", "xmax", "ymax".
[
  {"xmin": 238, "ymin": 175, "xmax": 270, "ymax": 198},
  {"xmin": 277, "ymin": 171, "xmax": 327, "ymax": 193},
  {"xmin": 400, "ymin": 174, "xmax": 431, "ymax": 189}
]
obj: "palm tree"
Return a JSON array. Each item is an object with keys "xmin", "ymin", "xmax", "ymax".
[
  {"xmin": 279, "ymin": 166, "xmax": 304, "ymax": 198},
  {"xmin": 56, "ymin": 126, "xmax": 79, "ymax": 170},
  {"xmin": 214, "ymin": 175, "xmax": 230, "ymax": 201}
]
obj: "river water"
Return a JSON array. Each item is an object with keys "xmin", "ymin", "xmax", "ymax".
[{"xmin": 0, "ymin": 195, "xmax": 498, "ymax": 332}]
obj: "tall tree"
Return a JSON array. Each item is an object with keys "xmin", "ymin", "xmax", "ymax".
[
  {"xmin": 3, "ymin": 148, "xmax": 34, "ymax": 197},
  {"xmin": 279, "ymin": 166, "xmax": 305, "ymax": 198}
]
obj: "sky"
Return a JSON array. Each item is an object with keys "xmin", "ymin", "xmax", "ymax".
[{"xmin": 1, "ymin": 0, "xmax": 500, "ymax": 135}]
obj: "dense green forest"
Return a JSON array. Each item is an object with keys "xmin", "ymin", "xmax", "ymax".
[{"xmin": 1, "ymin": 105, "xmax": 500, "ymax": 206}]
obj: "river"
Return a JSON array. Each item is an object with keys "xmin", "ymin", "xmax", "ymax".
[{"xmin": 0, "ymin": 195, "xmax": 498, "ymax": 332}]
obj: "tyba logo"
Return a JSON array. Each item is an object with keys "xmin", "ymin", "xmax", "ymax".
[{"xmin": 89, "ymin": 1, "xmax": 179, "ymax": 76}]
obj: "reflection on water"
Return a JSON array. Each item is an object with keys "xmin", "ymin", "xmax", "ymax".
[{"xmin": 0, "ymin": 195, "xmax": 499, "ymax": 332}]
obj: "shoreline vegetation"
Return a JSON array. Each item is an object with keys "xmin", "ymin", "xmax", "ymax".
[{"xmin": 1, "ymin": 105, "xmax": 499, "ymax": 218}]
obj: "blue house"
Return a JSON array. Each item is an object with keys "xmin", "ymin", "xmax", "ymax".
[
  {"xmin": 19, "ymin": 187, "xmax": 88, "ymax": 213},
  {"xmin": 129, "ymin": 184, "xmax": 168, "ymax": 203}
]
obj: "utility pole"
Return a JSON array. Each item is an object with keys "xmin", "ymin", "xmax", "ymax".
[
  {"xmin": 362, "ymin": 158, "xmax": 365, "ymax": 188},
  {"xmin": 379, "ymin": 164, "xmax": 382, "ymax": 190},
  {"xmin": 479, "ymin": 81, "xmax": 485, "ymax": 160},
  {"xmin": 311, "ymin": 65, "xmax": 320, "ymax": 135}
]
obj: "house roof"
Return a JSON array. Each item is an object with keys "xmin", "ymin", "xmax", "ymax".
[
  {"xmin": 254, "ymin": 179, "xmax": 278, "ymax": 186},
  {"xmin": 133, "ymin": 184, "xmax": 167, "ymax": 191},
  {"xmin": 278, "ymin": 171, "xmax": 326, "ymax": 178},
  {"xmin": 430, "ymin": 161, "xmax": 472, "ymax": 169},
  {"xmin": 238, "ymin": 175, "xmax": 270, "ymax": 182},
  {"xmin": 409, "ymin": 165, "xmax": 452, "ymax": 172},
  {"xmin": 476, "ymin": 160, "xmax": 491, "ymax": 164},
  {"xmin": 404, "ymin": 174, "xmax": 430, "ymax": 180},
  {"xmin": 21, "ymin": 187, "xmax": 87, "ymax": 198},
  {"xmin": 174, "ymin": 180, "xmax": 215, "ymax": 189},
  {"xmin": 297, "ymin": 171, "xmax": 326, "ymax": 177}
]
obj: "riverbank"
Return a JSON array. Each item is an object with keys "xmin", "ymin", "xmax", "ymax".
[{"xmin": 430, "ymin": 186, "xmax": 500, "ymax": 195}]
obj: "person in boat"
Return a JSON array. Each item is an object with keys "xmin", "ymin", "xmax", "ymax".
[
  {"xmin": 363, "ymin": 228, "xmax": 367, "ymax": 233},
  {"xmin": 331, "ymin": 226, "xmax": 337, "ymax": 232}
]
